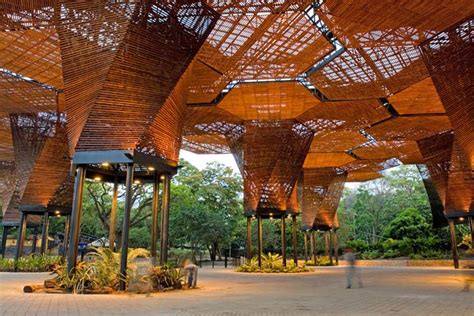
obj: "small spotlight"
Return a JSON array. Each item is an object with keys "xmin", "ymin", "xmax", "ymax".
[
  {"xmin": 459, "ymin": 217, "xmax": 465, "ymax": 221},
  {"xmin": 101, "ymin": 162, "xmax": 110, "ymax": 167},
  {"xmin": 160, "ymin": 175, "xmax": 165, "ymax": 180},
  {"xmin": 251, "ymin": 215, "xmax": 256, "ymax": 220},
  {"xmin": 55, "ymin": 210, "xmax": 60, "ymax": 215},
  {"xmin": 56, "ymin": 214, "xmax": 61, "ymax": 218},
  {"xmin": 93, "ymin": 176, "xmax": 102, "ymax": 182},
  {"xmin": 148, "ymin": 166, "xmax": 155, "ymax": 171},
  {"xmin": 287, "ymin": 215, "xmax": 292, "ymax": 219},
  {"xmin": 269, "ymin": 213, "xmax": 273, "ymax": 216},
  {"xmin": 134, "ymin": 179, "xmax": 141, "ymax": 184}
]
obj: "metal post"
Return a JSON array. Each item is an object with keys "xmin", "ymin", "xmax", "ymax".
[
  {"xmin": 67, "ymin": 166, "xmax": 86, "ymax": 274},
  {"xmin": 31, "ymin": 226, "xmax": 38, "ymax": 254},
  {"xmin": 160, "ymin": 173, "xmax": 171, "ymax": 265},
  {"xmin": 448, "ymin": 219, "xmax": 459, "ymax": 269},
  {"xmin": 63, "ymin": 215, "xmax": 70, "ymax": 257},
  {"xmin": 281, "ymin": 216, "xmax": 287, "ymax": 267},
  {"xmin": 40, "ymin": 212, "xmax": 49, "ymax": 254},
  {"xmin": 15, "ymin": 212, "xmax": 27, "ymax": 267},
  {"xmin": 292, "ymin": 216, "xmax": 298, "ymax": 265},
  {"xmin": 303, "ymin": 231, "xmax": 308, "ymax": 262},
  {"xmin": 1, "ymin": 226, "xmax": 9, "ymax": 258},
  {"xmin": 324, "ymin": 231, "xmax": 330, "ymax": 257},
  {"xmin": 309, "ymin": 231, "xmax": 314, "ymax": 262},
  {"xmin": 469, "ymin": 216, "xmax": 474, "ymax": 245},
  {"xmin": 311, "ymin": 231, "xmax": 317, "ymax": 262},
  {"xmin": 257, "ymin": 215, "xmax": 263, "ymax": 268},
  {"xmin": 109, "ymin": 174, "xmax": 119, "ymax": 251},
  {"xmin": 329, "ymin": 231, "xmax": 333, "ymax": 265},
  {"xmin": 333, "ymin": 229, "xmax": 339, "ymax": 265},
  {"xmin": 246, "ymin": 217, "xmax": 252, "ymax": 262},
  {"xmin": 151, "ymin": 172, "xmax": 160, "ymax": 264},
  {"xmin": 119, "ymin": 164, "xmax": 134, "ymax": 291}
]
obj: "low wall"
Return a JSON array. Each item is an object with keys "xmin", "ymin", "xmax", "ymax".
[{"xmin": 338, "ymin": 259, "xmax": 474, "ymax": 268}]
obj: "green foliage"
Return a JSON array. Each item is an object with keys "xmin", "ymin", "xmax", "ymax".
[
  {"xmin": 146, "ymin": 264, "xmax": 184, "ymax": 291},
  {"xmin": 53, "ymin": 247, "xmax": 150, "ymax": 293},
  {"xmin": 237, "ymin": 253, "xmax": 310, "ymax": 273},
  {"xmin": 306, "ymin": 256, "xmax": 334, "ymax": 266},
  {"xmin": 0, "ymin": 255, "xmax": 62, "ymax": 272}
]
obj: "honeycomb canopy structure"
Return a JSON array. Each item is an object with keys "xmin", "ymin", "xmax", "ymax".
[{"xmin": 1, "ymin": 1, "xmax": 473, "ymax": 233}]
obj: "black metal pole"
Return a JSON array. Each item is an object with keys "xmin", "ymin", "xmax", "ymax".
[
  {"xmin": 281, "ymin": 216, "xmax": 287, "ymax": 267},
  {"xmin": 469, "ymin": 216, "xmax": 474, "ymax": 245},
  {"xmin": 119, "ymin": 164, "xmax": 134, "ymax": 291},
  {"xmin": 303, "ymin": 231, "xmax": 308, "ymax": 262},
  {"xmin": 15, "ymin": 212, "xmax": 27, "ymax": 269},
  {"xmin": 67, "ymin": 166, "xmax": 86, "ymax": 274},
  {"xmin": 1, "ymin": 226, "xmax": 9, "ymax": 258},
  {"xmin": 31, "ymin": 226, "xmax": 38, "ymax": 254},
  {"xmin": 311, "ymin": 231, "xmax": 317, "ymax": 262},
  {"xmin": 109, "ymin": 174, "xmax": 119, "ymax": 251},
  {"xmin": 325, "ymin": 231, "xmax": 329, "ymax": 257},
  {"xmin": 246, "ymin": 217, "xmax": 252, "ymax": 262},
  {"xmin": 448, "ymin": 219, "xmax": 459, "ymax": 269},
  {"xmin": 292, "ymin": 215, "xmax": 298, "ymax": 265},
  {"xmin": 160, "ymin": 173, "xmax": 171, "ymax": 265},
  {"xmin": 151, "ymin": 172, "xmax": 160, "ymax": 264},
  {"xmin": 63, "ymin": 215, "xmax": 70, "ymax": 258},
  {"xmin": 333, "ymin": 229, "xmax": 339, "ymax": 265},
  {"xmin": 329, "ymin": 231, "xmax": 333, "ymax": 265},
  {"xmin": 40, "ymin": 211, "xmax": 49, "ymax": 254},
  {"xmin": 257, "ymin": 215, "xmax": 263, "ymax": 268}
]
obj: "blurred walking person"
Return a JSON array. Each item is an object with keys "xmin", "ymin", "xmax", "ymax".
[{"xmin": 344, "ymin": 247, "xmax": 362, "ymax": 289}]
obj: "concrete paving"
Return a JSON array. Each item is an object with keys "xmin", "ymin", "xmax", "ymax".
[{"xmin": 0, "ymin": 266, "xmax": 473, "ymax": 315}]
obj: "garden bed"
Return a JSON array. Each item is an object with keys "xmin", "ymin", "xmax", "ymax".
[{"xmin": 237, "ymin": 253, "xmax": 311, "ymax": 273}]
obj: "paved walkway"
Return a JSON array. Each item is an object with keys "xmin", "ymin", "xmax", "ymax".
[{"xmin": 0, "ymin": 266, "xmax": 473, "ymax": 315}]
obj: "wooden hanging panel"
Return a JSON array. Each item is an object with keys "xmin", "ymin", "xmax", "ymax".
[
  {"xmin": 239, "ymin": 120, "xmax": 313, "ymax": 213},
  {"xmin": 297, "ymin": 99, "xmax": 389, "ymax": 133},
  {"xmin": 304, "ymin": 152, "xmax": 355, "ymax": 168},
  {"xmin": 20, "ymin": 121, "xmax": 70, "ymax": 207},
  {"xmin": 76, "ymin": 0, "xmax": 218, "ymax": 152},
  {"xmin": 367, "ymin": 116, "xmax": 452, "ymax": 141},
  {"xmin": 309, "ymin": 129, "xmax": 367, "ymax": 152},
  {"xmin": 218, "ymin": 82, "xmax": 320, "ymax": 120},
  {"xmin": 353, "ymin": 140, "xmax": 424, "ymax": 163},
  {"xmin": 136, "ymin": 66, "xmax": 193, "ymax": 163},
  {"xmin": 388, "ymin": 78, "xmax": 445, "ymax": 115},
  {"xmin": 0, "ymin": 113, "xmax": 14, "ymax": 161},
  {"xmin": 0, "ymin": 0, "xmax": 56, "ymax": 31},
  {"xmin": 421, "ymin": 18, "xmax": 474, "ymax": 169},
  {"xmin": 57, "ymin": 0, "xmax": 132, "ymax": 153},
  {"xmin": 0, "ymin": 71, "xmax": 58, "ymax": 113},
  {"xmin": 0, "ymin": 28, "xmax": 63, "ymax": 89}
]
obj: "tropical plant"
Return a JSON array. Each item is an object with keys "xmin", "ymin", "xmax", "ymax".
[
  {"xmin": 237, "ymin": 253, "xmax": 310, "ymax": 273},
  {"xmin": 146, "ymin": 263, "xmax": 184, "ymax": 291},
  {"xmin": 0, "ymin": 255, "xmax": 62, "ymax": 272}
]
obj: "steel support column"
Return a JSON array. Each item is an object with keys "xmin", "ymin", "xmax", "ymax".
[
  {"xmin": 67, "ymin": 166, "xmax": 86, "ymax": 274},
  {"xmin": 246, "ymin": 217, "xmax": 252, "ymax": 262},
  {"xmin": 257, "ymin": 215, "xmax": 263, "ymax": 268},
  {"xmin": 151, "ymin": 172, "xmax": 160, "ymax": 264},
  {"xmin": 324, "ymin": 232, "xmax": 330, "ymax": 256},
  {"xmin": 328, "ymin": 231, "xmax": 333, "ymax": 265},
  {"xmin": 40, "ymin": 212, "xmax": 49, "ymax": 254},
  {"xmin": 292, "ymin": 216, "xmax": 298, "ymax": 265},
  {"xmin": 448, "ymin": 219, "xmax": 459, "ymax": 269},
  {"xmin": 108, "ymin": 174, "xmax": 119, "ymax": 251},
  {"xmin": 333, "ymin": 230, "xmax": 339, "ymax": 265},
  {"xmin": 63, "ymin": 215, "xmax": 70, "ymax": 257},
  {"xmin": 159, "ymin": 173, "xmax": 171, "ymax": 265},
  {"xmin": 469, "ymin": 216, "xmax": 474, "ymax": 245},
  {"xmin": 311, "ymin": 231, "xmax": 317, "ymax": 262},
  {"xmin": 303, "ymin": 231, "xmax": 308, "ymax": 262},
  {"xmin": 31, "ymin": 226, "xmax": 38, "ymax": 254},
  {"xmin": 281, "ymin": 217, "xmax": 287, "ymax": 267},
  {"xmin": 119, "ymin": 164, "xmax": 134, "ymax": 291},
  {"xmin": 1, "ymin": 226, "xmax": 9, "ymax": 258},
  {"xmin": 15, "ymin": 212, "xmax": 27, "ymax": 268}
]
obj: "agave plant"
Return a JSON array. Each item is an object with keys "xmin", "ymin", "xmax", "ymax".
[{"xmin": 262, "ymin": 252, "xmax": 283, "ymax": 270}]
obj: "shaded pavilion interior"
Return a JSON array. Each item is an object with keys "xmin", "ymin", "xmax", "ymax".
[{"xmin": 0, "ymin": 0, "xmax": 473, "ymax": 286}]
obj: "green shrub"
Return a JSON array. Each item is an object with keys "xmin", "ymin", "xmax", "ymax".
[
  {"xmin": 147, "ymin": 263, "xmax": 184, "ymax": 291},
  {"xmin": 306, "ymin": 256, "xmax": 334, "ymax": 266},
  {"xmin": 237, "ymin": 253, "xmax": 310, "ymax": 273},
  {"xmin": 0, "ymin": 255, "xmax": 62, "ymax": 272},
  {"xmin": 346, "ymin": 239, "xmax": 369, "ymax": 253},
  {"xmin": 360, "ymin": 250, "xmax": 381, "ymax": 260}
]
